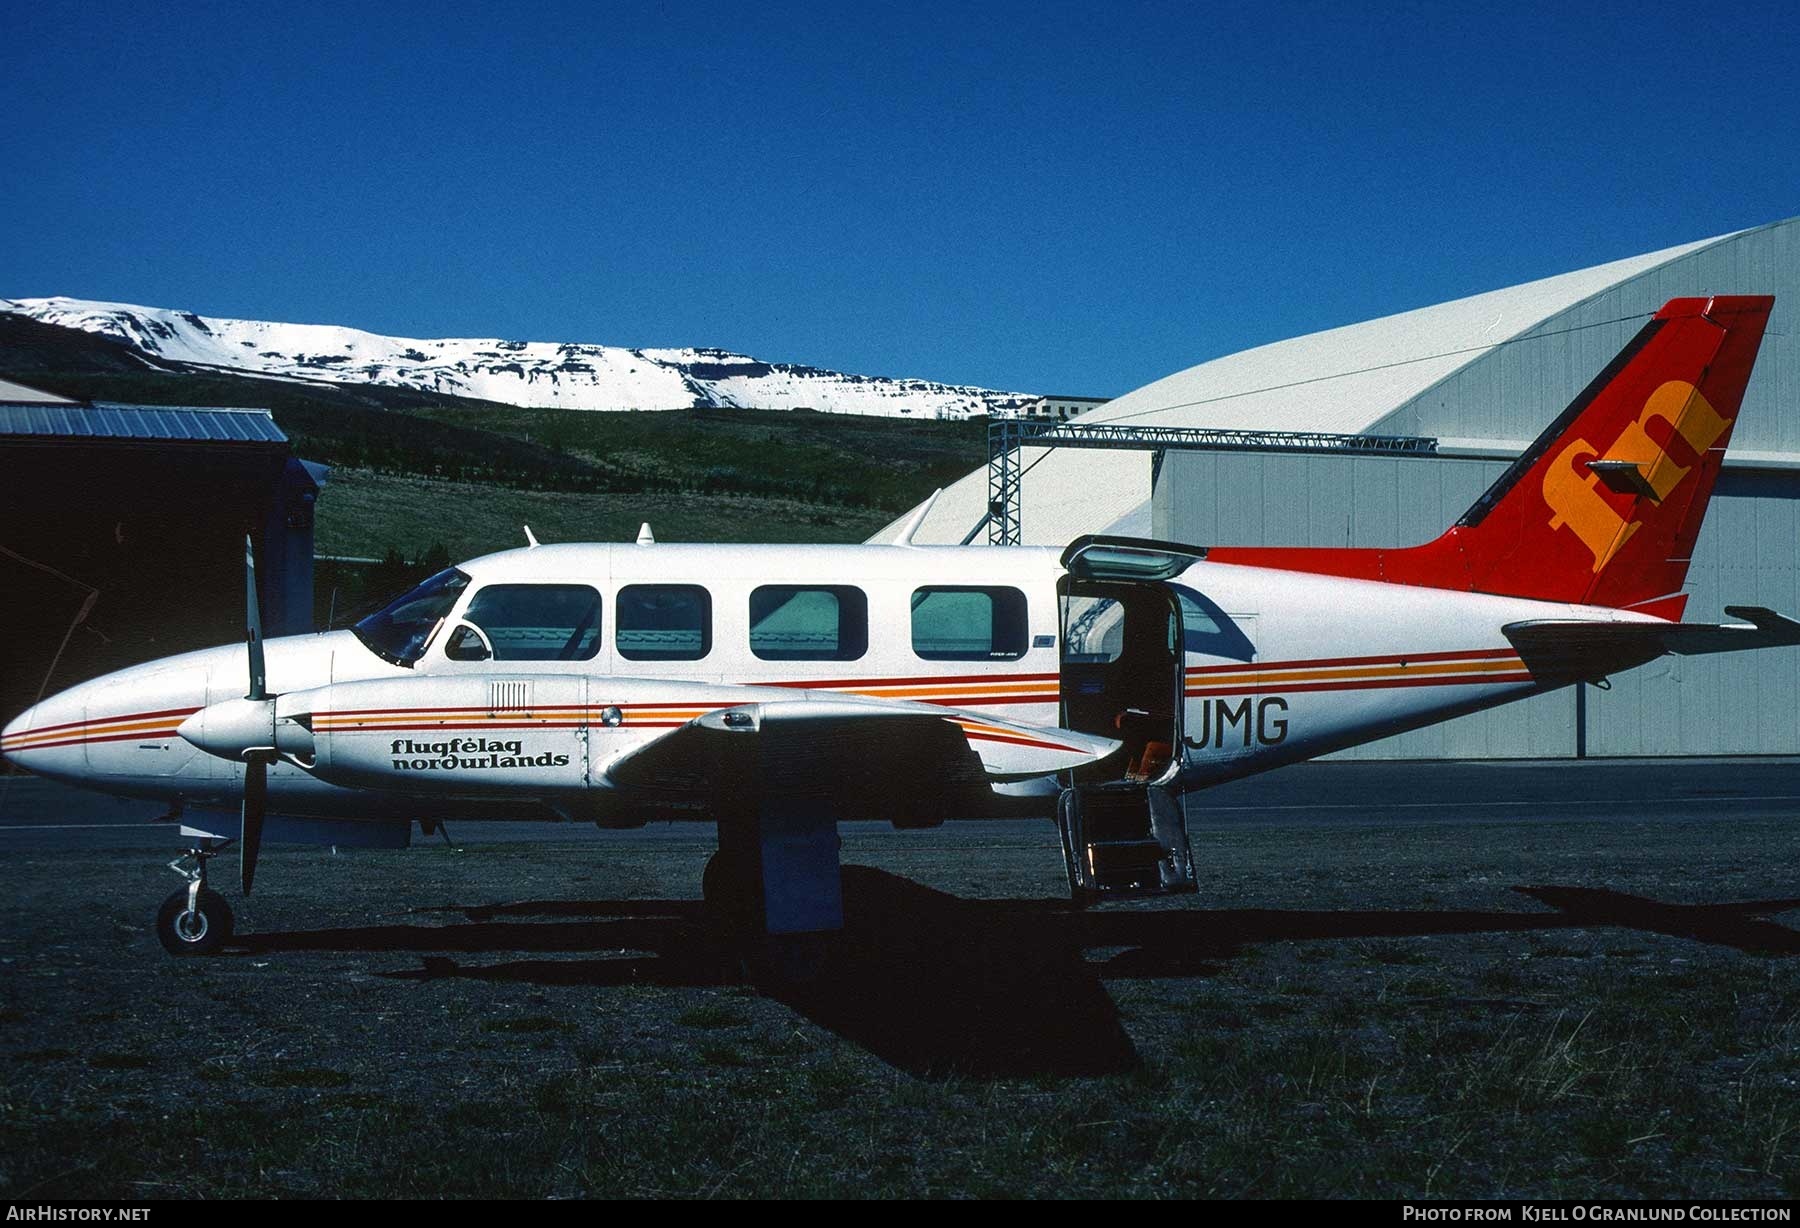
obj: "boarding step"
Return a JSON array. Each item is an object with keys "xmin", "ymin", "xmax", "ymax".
[{"xmin": 1056, "ymin": 782, "xmax": 1197, "ymax": 904}]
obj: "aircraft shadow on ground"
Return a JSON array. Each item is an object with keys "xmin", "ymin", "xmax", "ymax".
[{"xmin": 231, "ymin": 868, "xmax": 1800, "ymax": 1079}]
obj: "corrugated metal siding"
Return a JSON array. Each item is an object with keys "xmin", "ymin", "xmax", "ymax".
[
  {"xmin": 1153, "ymin": 450, "xmax": 1800, "ymax": 758},
  {"xmin": 1584, "ymin": 472, "xmax": 1800, "ymax": 756},
  {"xmin": 0, "ymin": 403, "xmax": 285, "ymax": 445}
]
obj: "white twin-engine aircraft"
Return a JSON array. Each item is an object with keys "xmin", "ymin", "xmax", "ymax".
[{"xmin": 6, "ymin": 295, "xmax": 1799, "ymax": 956}]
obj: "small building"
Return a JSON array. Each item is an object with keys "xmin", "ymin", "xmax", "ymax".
[
  {"xmin": 1014, "ymin": 394, "xmax": 1110, "ymax": 422},
  {"xmin": 0, "ymin": 382, "xmax": 325, "ymax": 730}
]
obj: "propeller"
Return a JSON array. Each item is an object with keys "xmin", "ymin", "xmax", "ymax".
[
  {"xmin": 173, "ymin": 534, "xmax": 313, "ymax": 895},
  {"xmin": 240, "ymin": 533, "xmax": 270, "ymax": 895}
]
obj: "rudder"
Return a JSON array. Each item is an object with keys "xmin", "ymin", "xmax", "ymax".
[{"xmin": 1446, "ymin": 294, "xmax": 1772, "ymax": 610}]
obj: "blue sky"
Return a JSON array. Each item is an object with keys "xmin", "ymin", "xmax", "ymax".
[{"xmin": 5, "ymin": 1, "xmax": 1797, "ymax": 396}]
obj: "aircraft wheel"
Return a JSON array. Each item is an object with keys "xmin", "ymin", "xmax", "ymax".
[{"xmin": 156, "ymin": 887, "xmax": 234, "ymax": 956}]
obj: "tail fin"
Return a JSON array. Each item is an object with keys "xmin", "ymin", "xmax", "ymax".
[{"xmin": 1209, "ymin": 295, "xmax": 1774, "ymax": 612}]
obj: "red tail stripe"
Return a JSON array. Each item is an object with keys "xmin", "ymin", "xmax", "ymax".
[
  {"xmin": 1188, "ymin": 672, "xmax": 1536, "ymax": 698},
  {"xmin": 1186, "ymin": 647, "xmax": 1519, "ymax": 676}
]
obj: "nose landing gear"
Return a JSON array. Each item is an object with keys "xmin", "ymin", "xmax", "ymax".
[{"xmin": 156, "ymin": 841, "xmax": 236, "ymax": 957}]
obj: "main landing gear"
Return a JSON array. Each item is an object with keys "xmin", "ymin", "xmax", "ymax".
[
  {"xmin": 155, "ymin": 840, "xmax": 236, "ymax": 957},
  {"xmin": 701, "ymin": 811, "xmax": 845, "ymax": 984}
]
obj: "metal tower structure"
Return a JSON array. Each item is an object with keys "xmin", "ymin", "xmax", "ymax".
[{"xmin": 980, "ymin": 418, "xmax": 1439, "ymax": 545}]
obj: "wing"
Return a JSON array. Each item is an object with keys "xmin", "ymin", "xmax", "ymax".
[
  {"xmin": 1504, "ymin": 606, "xmax": 1800, "ymax": 682},
  {"xmin": 599, "ymin": 697, "xmax": 1120, "ymax": 823}
]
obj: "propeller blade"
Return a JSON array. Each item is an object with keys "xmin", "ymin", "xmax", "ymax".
[
  {"xmin": 241, "ymin": 756, "xmax": 266, "ymax": 895},
  {"xmin": 244, "ymin": 534, "xmax": 266, "ymax": 702}
]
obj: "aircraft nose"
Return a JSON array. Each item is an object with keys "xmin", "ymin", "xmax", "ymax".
[
  {"xmin": 2, "ymin": 699, "xmax": 62, "ymax": 773},
  {"xmin": 1, "ymin": 667, "xmax": 208, "ymax": 784},
  {"xmin": 2, "ymin": 705, "xmax": 28, "ymax": 765}
]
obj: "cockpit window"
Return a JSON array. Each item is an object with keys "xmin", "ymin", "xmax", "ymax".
[{"xmin": 351, "ymin": 568, "xmax": 471, "ymax": 667}]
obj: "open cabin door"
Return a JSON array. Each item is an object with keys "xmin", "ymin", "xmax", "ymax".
[
  {"xmin": 1054, "ymin": 537, "xmax": 1201, "ymax": 903},
  {"xmin": 1058, "ymin": 537, "xmax": 1203, "ymax": 785}
]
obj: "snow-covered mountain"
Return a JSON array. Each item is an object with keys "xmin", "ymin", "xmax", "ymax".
[{"xmin": 0, "ymin": 297, "xmax": 1037, "ymax": 419}]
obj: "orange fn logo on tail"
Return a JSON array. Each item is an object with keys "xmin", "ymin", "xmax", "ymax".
[{"xmin": 1541, "ymin": 381, "xmax": 1734, "ymax": 573}]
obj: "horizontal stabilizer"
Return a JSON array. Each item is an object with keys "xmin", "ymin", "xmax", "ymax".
[{"xmin": 1504, "ymin": 606, "xmax": 1800, "ymax": 682}]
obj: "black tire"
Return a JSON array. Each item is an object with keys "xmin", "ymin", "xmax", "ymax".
[{"xmin": 156, "ymin": 886, "xmax": 234, "ymax": 956}]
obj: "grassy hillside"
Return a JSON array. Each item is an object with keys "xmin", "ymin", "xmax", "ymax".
[
  {"xmin": 316, "ymin": 471, "xmax": 896, "ymax": 561},
  {"xmin": 410, "ymin": 403, "xmax": 988, "ymax": 514}
]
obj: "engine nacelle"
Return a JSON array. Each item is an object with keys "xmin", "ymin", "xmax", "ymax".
[{"xmin": 298, "ymin": 673, "xmax": 594, "ymax": 795}]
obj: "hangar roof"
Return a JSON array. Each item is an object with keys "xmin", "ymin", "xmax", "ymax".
[
  {"xmin": 882, "ymin": 221, "xmax": 1790, "ymax": 547},
  {"xmin": 0, "ymin": 377, "xmax": 80, "ymax": 405},
  {"xmin": 1079, "ymin": 236, "xmax": 1727, "ymax": 437},
  {"xmin": 0, "ymin": 402, "xmax": 287, "ymax": 446}
]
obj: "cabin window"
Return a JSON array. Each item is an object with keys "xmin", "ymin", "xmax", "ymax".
[
  {"xmin": 911, "ymin": 586, "xmax": 1028, "ymax": 661},
  {"xmin": 447, "ymin": 584, "xmax": 602, "ymax": 661},
  {"xmin": 748, "ymin": 585, "xmax": 867, "ymax": 661},
  {"xmin": 616, "ymin": 585, "xmax": 712, "ymax": 661}
]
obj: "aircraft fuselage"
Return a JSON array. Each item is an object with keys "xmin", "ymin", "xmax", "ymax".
[{"xmin": 1, "ymin": 538, "xmax": 1644, "ymax": 823}]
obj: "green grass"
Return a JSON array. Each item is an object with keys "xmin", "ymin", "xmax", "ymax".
[
  {"xmin": 13, "ymin": 959, "xmax": 1794, "ymax": 1198},
  {"xmin": 313, "ymin": 469, "xmax": 897, "ymax": 565},
  {"xmin": 84, "ymin": 1053, "xmax": 154, "ymax": 1071},
  {"xmin": 480, "ymin": 1015, "xmax": 569, "ymax": 1034},
  {"xmin": 676, "ymin": 1005, "xmax": 751, "ymax": 1030},
  {"xmin": 409, "ymin": 403, "xmax": 987, "ymax": 517},
  {"xmin": 253, "ymin": 1067, "xmax": 355, "ymax": 1090}
]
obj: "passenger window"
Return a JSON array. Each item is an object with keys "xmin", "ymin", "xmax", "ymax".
[
  {"xmin": 911, "ymin": 586, "xmax": 1028, "ymax": 660},
  {"xmin": 617, "ymin": 585, "xmax": 711, "ymax": 661},
  {"xmin": 449, "ymin": 584, "xmax": 602, "ymax": 661},
  {"xmin": 749, "ymin": 585, "xmax": 867, "ymax": 661}
]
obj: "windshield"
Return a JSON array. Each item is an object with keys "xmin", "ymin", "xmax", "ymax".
[{"xmin": 352, "ymin": 568, "xmax": 471, "ymax": 666}]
